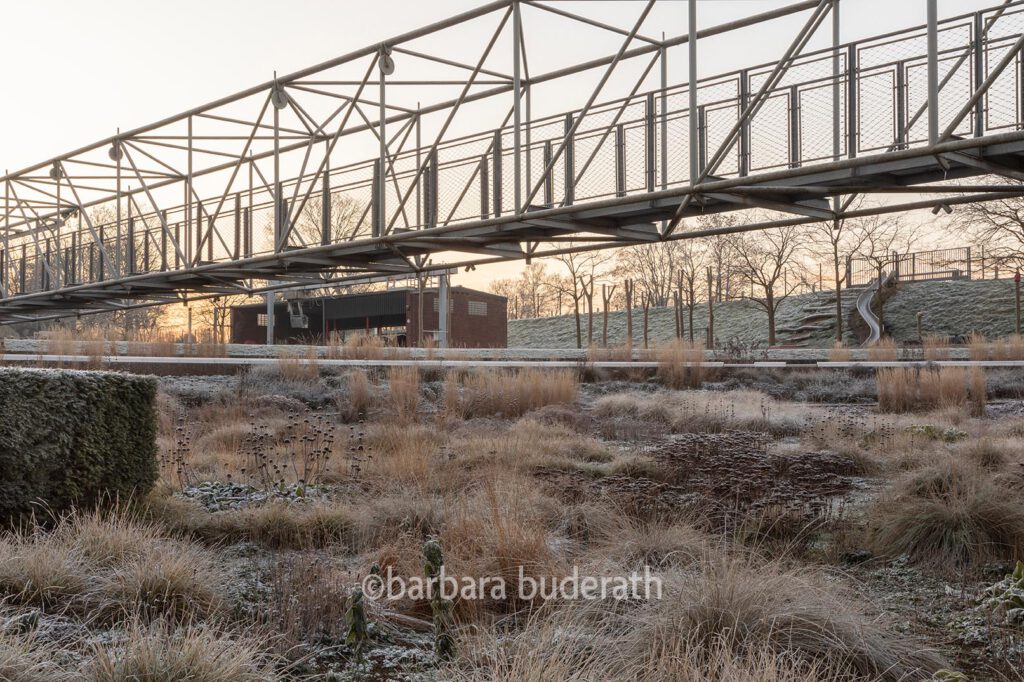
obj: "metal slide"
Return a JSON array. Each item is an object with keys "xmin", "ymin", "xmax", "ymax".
[{"xmin": 857, "ymin": 271, "xmax": 896, "ymax": 346}]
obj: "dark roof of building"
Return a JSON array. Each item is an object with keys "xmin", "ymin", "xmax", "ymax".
[{"xmin": 229, "ymin": 285, "xmax": 505, "ymax": 312}]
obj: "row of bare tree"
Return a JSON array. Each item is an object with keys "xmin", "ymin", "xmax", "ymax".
[{"xmin": 490, "ymin": 206, "xmax": 927, "ymax": 347}]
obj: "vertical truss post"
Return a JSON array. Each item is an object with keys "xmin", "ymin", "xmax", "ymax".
[
  {"xmin": 187, "ymin": 116, "xmax": 194, "ymax": 263},
  {"xmin": 512, "ymin": 0, "xmax": 523, "ymax": 213},
  {"xmin": 143, "ymin": 222, "xmax": 150, "ymax": 273},
  {"xmin": 615, "ymin": 124, "xmax": 627, "ymax": 197},
  {"xmin": 492, "ymin": 130, "xmax": 503, "ymax": 216},
  {"xmin": 273, "ymin": 80, "xmax": 283, "ymax": 251},
  {"xmin": 174, "ymin": 221, "xmax": 181, "ymax": 269},
  {"xmin": 244, "ymin": 206, "xmax": 252, "ymax": 259},
  {"xmin": 372, "ymin": 159, "xmax": 382, "ymax": 233},
  {"xmin": 160, "ymin": 210, "xmax": 168, "ymax": 271},
  {"xmin": 645, "ymin": 92, "xmax": 655, "ymax": 191},
  {"xmin": 0, "ymin": 248, "xmax": 5, "ymax": 299},
  {"xmin": 98, "ymin": 224, "xmax": 105, "ymax": 281},
  {"xmin": 234, "ymin": 194, "xmax": 242, "ymax": 259},
  {"xmin": 896, "ymin": 61, "xmax": 907, "ymax": 148},
  {"xmin": 847, "ymin": 43, "xmax": 858, "ymax": 158},
  {"xmin": 698, "ymin": 105, "xmax": 708, "ymax": 173},
  {"xmin": 832, "ymin": 0, "xmax": 841, "ymax": 161},
  {"xmin": 832, "ymin": 0, "xmax": 841, "ymax": 214},
  {"xmin": 321, "ymin": 162, "xmax": 331, "ymax": 246},
  {"xmin": 688, "ymin": 0, "xmax": 699, "ymax": 183},
  {"xmin": 564, "ymin": 113, "xmax": 575, "ymax": 206},
  {"xmin": 115, "ymin": 139, "xmax": 123, "ymax": 278},
  {"xmin": 195, "ymin": 204, "xmax": 202, "ymax": 263},
  {"xmin": 247, "ymin": 152, "xmax": 254, "ymax": 258},
  {"xmin": 927, "ymin": 0, "xmax": 939, "ymax": 145},
  {"xmin": 377, "ymin": 59, "xmax": 387, "ymax": 239},
  {"xmin": 543, "ymin": 140, "xmax": 553, "ymax": 206},
  {"xmin": 739, "ymin": 70, "xmax": 750, "ymax": 176},
  {"xmin": 479, "ymin": 156, "xmax": 490, "ymax": 218},
  {"xmin": 659, "ymin": 41, "xmax": 668, "ymax": 191},
  {"xmin": 19, "ymin": 245, "xmax": 26, "ymax": 294},
  {"xmin": 425, "ymin": 150, "xmax": 439, "ymax": 228},
  {"xmin": 416, "ymin": 104, "xmax": 422, "ymax": 226},
  {"xmin": 2, "ymin": 176, "xmax": 8, "ymax": 298},
  {"xmin": 127, "ymin": 198, "xmax": 135, "ymax": 274},
  {"xmin": 789, "ymin": 85, "xmax": 801, "ymax": 167},
  {"xmin": 973, "ymin": 12, "xmax": 985, "ymax": 137}
]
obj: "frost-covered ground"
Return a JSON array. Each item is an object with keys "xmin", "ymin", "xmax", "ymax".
[
  {"xmin": 884, "ymin": 278, "xmax": 1021, "ymax": 342},
  {"xmin": 509, "ymin": 289, "xmax": 860, "ymax": 350},
  {"xmin": 511, "ymin": 279, "xmax": 1021, "ymax": 350}
]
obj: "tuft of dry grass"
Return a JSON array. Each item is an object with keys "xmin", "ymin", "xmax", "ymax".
[
  {"xmin": 827, "ymin": 342, "xmax": 851, "ymax": 362},
  {"xmin": 340, "ymin": 369, "xmax": 374, "ymax": 421},
  {"xmin": 656, "ymin": 339, "xmax": 711, "ymax": 389},
  {"xmin": 922, "ymin": 334, "xmax": 950, "ymax": 361},
  {"xmin": 967, "ymin": 331, "xmax": 989, "ymax": 361},
  {"xmin": 866, "ymin": 458, "xmax": 1024, "ymax": 567},
  {"xmin": 0, "ymin": 511, "xmax": 223, "ymax": 624},
  {"xmin": 275, "ymin": 347, "xmax": 320, "ymax": 382},
  {"xmin": 638, "ymin": 556, "xmax": 944, "ymax": 681},
  {"xmin": 593, "ymin": 390, "xmax": 804, "ymax": 436},
  {"xmin": 876, "ymin": 366, "xmax": 986, "ymax": 416},
  {"xmin": 83, "ymin": 621, "xmax": 283, "ymax": 682},
  {"xmin": 453, "ymin": 555, "xmax": 943, "ymax": 682},
  {"xmin": 866, "ymin": 337, "xmax": 898, "ymax": 361},
  {"xmin": 0, "ymin": 632, "xmax": 66, "ymax": 682},
  {"xmin": 387, "ymin": 365, "xmax": 421, "ymax": 423},
  {"xmin": 455, "ymin": 369, "xmax": 579, "ymax": 419}
]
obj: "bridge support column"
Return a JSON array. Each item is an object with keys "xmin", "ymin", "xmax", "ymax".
[
  {"xmin": 265, "ymin": 289, "xmax": 275, "ymax": 346},
  {"xmin": 438, "ymin": 273, "xmax": 449, "ymax": 349}
]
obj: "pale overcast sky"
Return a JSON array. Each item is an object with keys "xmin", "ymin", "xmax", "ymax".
[{"xmin": 0, "ymin": 0, "xmax": 1002, "ymax": 290}]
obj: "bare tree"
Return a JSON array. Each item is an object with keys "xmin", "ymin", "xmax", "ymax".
[
  {"xmin": 952, "ymin": 185, "xmax": 1024, "ymax": 271},
  {"xmin": 613, "ymin": 241, "xmax": 680, "ymax": 307},
  {"xmin": 550, "ymin": 249, "xmax": 612, "ymax": 349},
  {"xmin": 293, "ymin": 194, "xmax": 364, "ymax": 247},
  {"xmin": 677, "ymin": 240, "xmax": 706, "ymax": 343},
  {"xmin": 732, "ymin": 225, "xmax": 806, "ymax": 346},
  {"xmin": 807, "ymin": 199, "xmax": 882, "ymax": 341}
]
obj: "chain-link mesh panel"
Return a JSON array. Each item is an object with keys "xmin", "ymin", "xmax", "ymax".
[
  {"xmin": 857, "ymin": 70, "xmax": 897, "ymax": 153},
  {"xmin": 573, "ymin": 128, "xmax": 618, "ymax": 202},
  {"xmin": 985, "ymin": 40, "xmax": 1023, "ymax": 132},
  {"xmin": 799, "ymin": 82, "xmax": 846, "ymax": 163},
  {"xmin": 704, "ymin": 102, "xmax": 740, "ymax": 176},
  {"xmin": 624, "ymin": 122, "xmax": 648, "ymax": 194},
  {"xmin": 749, "ymin": 92, "xmax": 791, "ymax": 172}
]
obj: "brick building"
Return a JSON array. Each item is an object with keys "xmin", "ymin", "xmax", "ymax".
[{"xmin": 229, "ymin": 286, "xmax": 507, "ymax": 347}]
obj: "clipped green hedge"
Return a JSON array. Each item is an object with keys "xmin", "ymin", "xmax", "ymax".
[{"xmin": 0, "ymin": 368, "xmax": 158, "ymax": 520}]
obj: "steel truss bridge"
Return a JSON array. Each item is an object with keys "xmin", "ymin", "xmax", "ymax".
[{"xmin": 4, "ymin": 0, "xmax": 1024, "ymax": 324}]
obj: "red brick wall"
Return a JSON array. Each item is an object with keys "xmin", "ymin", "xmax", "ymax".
[{"xmin": 406, "ymin": 288, "xmax": 507, "ymax": 348}]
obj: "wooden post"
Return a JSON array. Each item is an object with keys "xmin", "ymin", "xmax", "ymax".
[
  {"xmin": 601, "ymin": 283, "xmax": 616, "ymax": 347},
  {"xmin": 624, "ymin": 279, "xmax": 634, "ymax": 349},
  {"xmin": 581, "ymin": 276, "xmax": 595, "ymax": 347},
  {"xmin": 642, "ymin": 293, "xmax": 650, "ymax": 350},
  {"xmin": 706, "ymin": 266, "xmax": 715, "ymax": 350},
  {"xmin": 1016, "ymin": 270, "xmax": 1022, "ymax": 336}
]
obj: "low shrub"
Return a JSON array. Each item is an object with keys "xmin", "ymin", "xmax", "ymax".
[{"xmin": 0, "ymin": 368, "xmax": 157, "ymax": 521}]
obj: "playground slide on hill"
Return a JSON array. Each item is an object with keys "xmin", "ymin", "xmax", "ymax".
[{"xmin": 857, "ymin": 271, "xmax": 896, "ymax": 346}]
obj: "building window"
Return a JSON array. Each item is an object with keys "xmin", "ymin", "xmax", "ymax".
[
  {"xmin": 468, "ymin": 300, "xmax": 488, "ymax": 316},
  {"xmin": 257, "ymin": 313, "xmax": 269, "ymax": 327},
  {"xmin": 433, "ymin": 298, "xmax": 439, "ymax": 312}
]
